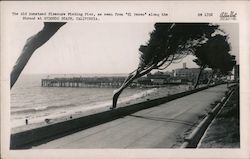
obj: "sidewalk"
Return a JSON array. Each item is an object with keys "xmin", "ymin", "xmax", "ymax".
[
  {"xmin": 34, "ymin": 84, "xmax": 229, "ymax": 149},
  {"xmin": 198, "ymin": 85, "xmax": 240, "ymax": 148}
]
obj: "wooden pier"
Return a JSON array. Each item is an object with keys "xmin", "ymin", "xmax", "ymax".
[
  {"xmin": 41, "ymin": 76, "xmax": 184, "ymax": 88},
  {"xmin": 41, "ymin": 77, "xmax": 128, "ymax": 88}
]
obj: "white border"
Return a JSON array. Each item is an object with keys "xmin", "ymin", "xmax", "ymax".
[{"xmin": 1, "ymin": 1, "xmax": 249, "ymax": 159}]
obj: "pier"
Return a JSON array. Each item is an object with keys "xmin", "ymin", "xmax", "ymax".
[
  {"xmin": 41, "ymin": 76, "xmax": 182, "ymax": 88},
  {"xmin": 41, "ymin": 77, "xmax": 128, "ymax": 88}
]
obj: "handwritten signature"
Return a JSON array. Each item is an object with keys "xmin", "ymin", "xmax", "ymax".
[{"xmin": 220, "ymin": 11, "xmax": 237, "ymax": 20}]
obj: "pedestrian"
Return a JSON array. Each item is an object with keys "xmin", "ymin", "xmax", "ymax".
[
  {"xmin": 25, "ymin": 119, "xmax": 28, "ymax": 125},
  {"xmin": 45, "ymin": 118, "xmax": 51, "ymax": 124}
]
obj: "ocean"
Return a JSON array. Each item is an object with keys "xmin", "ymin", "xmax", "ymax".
[
  {"xmin": 11, "ymin": 74, "xmax": 189, "ymax": 128},
  {"xmin": 10, "ymin": 74, "xmax": 156, "ymax": 128}
]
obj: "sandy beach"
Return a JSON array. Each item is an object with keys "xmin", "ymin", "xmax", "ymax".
[{"xmin": 11, "ymin": 85, "xmax": 190, "ymax": 134}]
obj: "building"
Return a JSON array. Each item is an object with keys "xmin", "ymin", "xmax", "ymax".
[
  {"xmin": 173, "ymin": 63, "xmax": 212, "ymax": 84},
  {"xmin": 174, "ymin": 67, "xmax": 200, "ymax": 82},
  {"xmin": 146, "ymin": 71, "xmax": 170, "ymax": 84},
  {"xmin": 234, "ymin": 64, "xmax": 239, "ymax": 82}
]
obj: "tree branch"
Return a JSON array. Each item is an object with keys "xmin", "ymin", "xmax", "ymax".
[{"xmin": 10, "ymin": 22, "xmax": 66, "ymax": 88}]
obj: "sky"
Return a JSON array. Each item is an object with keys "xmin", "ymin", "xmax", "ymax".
[{"xmin": 8, "ymin": 23, "xmax": 239, "ymax": 75}]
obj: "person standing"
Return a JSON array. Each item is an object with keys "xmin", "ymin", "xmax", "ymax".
[{"xmin": 25, "ymin": 119, "xmax": 28, "ymax": 125}]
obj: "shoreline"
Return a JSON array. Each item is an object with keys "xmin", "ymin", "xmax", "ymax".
[
  {"xmin": 10, "ymin": 84, "xmax": 219, "ymax": 149},
  {"xmin": 11, "ymin": 85, "xmax": 190, "ymax": 134}
]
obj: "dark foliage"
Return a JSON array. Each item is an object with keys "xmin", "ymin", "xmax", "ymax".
[
  {"xmin": 193, "ymin": 34, "xmax": 236, "ymax": 87},
  {"xmin": 112, "ymin": 23, "xmax": 224, "ymax": 108}
]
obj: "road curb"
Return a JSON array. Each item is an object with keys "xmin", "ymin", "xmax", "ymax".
[{"xmin": 180, "ymin": 85, "xmax": 236, "ymax": 148}]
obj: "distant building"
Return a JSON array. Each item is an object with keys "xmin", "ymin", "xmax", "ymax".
[
  {"xmin": 135, "ymin": 77, "xmax": 152, "ymax": 85},
  {"xmin": 174, "ymin": 67, "xmax": 200, "ymax": 82},
  {"xmin": 234, "ymin": 64, "xmax": 239, "ymax": 82},
  {"xmin": 136, "ymin": 63, "xmax": 213, "ymax": 86},
  {"xmin": 146, "ymin": 71, "xmax": 170, "ymax": 84},
  {"xmin": 173, "ymin": 63, "xmax": 212, "ymax": 84}
]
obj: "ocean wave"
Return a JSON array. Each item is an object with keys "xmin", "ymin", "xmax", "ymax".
[
  {"xmin": 11, "ymin": 88, "xmax": 156, "ymax": 116},
  {"xmin": 11, "ymin": 88, "xmax": 160, "ymax": 128},
  {"xmin": 11, "ymin": 104, "xmax": 77, "ymax": 114}
]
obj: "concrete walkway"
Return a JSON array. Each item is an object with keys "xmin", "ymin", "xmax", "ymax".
[{"xmin": 34, "ymin": 84, "xmax": 228, "ymax": 149}]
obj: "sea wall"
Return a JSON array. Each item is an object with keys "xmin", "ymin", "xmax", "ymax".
[{"xmin": 10, "ymin": 84, "xmax": 219, "ymax": 149}]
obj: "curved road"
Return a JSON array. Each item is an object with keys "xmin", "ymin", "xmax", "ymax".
[{"xmin": 34, "ymin": 84, "xmax": 228, "ymax": 148}]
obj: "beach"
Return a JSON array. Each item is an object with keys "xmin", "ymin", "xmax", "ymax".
[{"xmin": 11, "ymin": 74, "xmax": 190, "ymax": 133}]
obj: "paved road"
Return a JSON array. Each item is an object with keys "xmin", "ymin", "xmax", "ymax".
[{"xmin": 34, "ymin": 84, "xmax": 228, "ymax": 149}]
